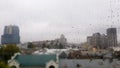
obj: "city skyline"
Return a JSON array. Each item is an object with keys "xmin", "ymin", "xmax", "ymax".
[{"xmin": 0, "ymin": 0, "xmax": 120, "ymax": 43}]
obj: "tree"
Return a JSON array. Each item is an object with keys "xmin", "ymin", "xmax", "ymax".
[
  {"xmin": 0, "ymin": 44, "xmax": 20, "ymax": 62},
  {"xmin": 58, "ymin": 43, "xmax": 64, "ymax": 49},
  {"xmin": 0, "ymin": 61, "xmax": 10, "ymax": 68},
  {"xmin": 41, "ymin": 43, "xmax": 46, "ymax": 48},
  {"xmin": 28, "ymin": 42, "xmax": 34, "ymax": 48}
]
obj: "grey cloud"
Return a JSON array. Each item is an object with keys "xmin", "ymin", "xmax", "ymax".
[{"xmin": 0, "ymin": 0, "xmax": 120, "ymax": 43}]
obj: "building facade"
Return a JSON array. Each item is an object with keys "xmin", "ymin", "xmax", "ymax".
[
  {"xmin": 1, "ymin": 25, "xmax": 20, "ymax": 44},
  {"xmin": 100, "ymin": 34, "xmax": 108, "ymax": 49},
  {"xmin": 87, "ymin": 33, "xmax": 102, "ymax": 49},
  {"xmin": 87, "ymin": 28, "xmax": 118, "ymax": 49},
  {"xmin": 87, "ymin": 33, "xmax": 108, "ymax": 49},
  {"xmin": 87, "ymin": 36, "xmax": 93, "ymax": 46},
  {"xmin": 107, "ymin": 28, "xmax": 117, "ymax": 47},
  {"xmin": 92, "ymin": 33, "xmax": 101, "ymax": 48}
]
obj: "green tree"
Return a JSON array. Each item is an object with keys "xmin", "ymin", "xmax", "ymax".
[
  {"xmin": 28, "ymin": 42, "xmax": 34, "ymax": 48},
  {"xmin": 0, "ymin": 44, "xmax": 20, "ymax": 62},
  {"xmin": 0, "ymin": 61, "xmax": 10, "ymax": 68},
  {"xmin": 41, "ymin": 43, "xmax": 46, "ymax": 48},
  {"xmin": 58, "ymin": 43, "xmax": 64, "ymax": 49}
]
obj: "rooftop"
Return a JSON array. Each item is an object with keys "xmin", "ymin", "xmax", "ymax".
[{"xmin": 15, "ymin": 54, "xmax": 57, "ymax": 67}]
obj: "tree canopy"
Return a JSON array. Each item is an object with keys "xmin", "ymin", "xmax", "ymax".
[
  {"xmin": 0, "ymin": 44, "xmax": 20, "ymax": 62},
  {"xmin": 28, "ymin": 42, "xmax": 34, "ymax": 48},
  {"xmin": 0, "ymin": 61, "xmax": 10, "ymax": 68}
]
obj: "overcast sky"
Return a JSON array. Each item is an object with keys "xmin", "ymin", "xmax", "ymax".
[{"xmin": 0, "ymin": 0, "xmax": 120, "ymax": 43}]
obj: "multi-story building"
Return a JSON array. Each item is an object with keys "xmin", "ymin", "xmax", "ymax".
[
  {"xmin": 1, "ymin": 25, "xmax": 20, "ymax": 44},
  {"xmin": 59, "ymin": 34, "xmax": 67, "ymax": 45},
  {"xmin": 31, "ymin": 34, "xmax": 67, "ymax": 49},
  {"xmin": 100, "ymin": 34, "xmax": 108, "ymax": 49},
  {"xmin": 107, "ymin": 28, "xmax": 117, "ymax": 47},
  {"xmin": 87, "ymin": 28, "xmax": 118, "ymax": 49},
  {"xmin": 87, "ymin": 33, "xmax": 108, "ymax": 49},
  {"xmin": 87, "ymin": 36, "xmax": 93, "ymax": 46},
  {"xmin": 87, "ymin": 33, "xmax": 101, "ymax": 48},
  {"xmin": 92, "ymin": 33, "xmax": 101, "ymax": 48}
]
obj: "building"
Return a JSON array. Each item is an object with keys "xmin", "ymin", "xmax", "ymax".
[
  {"xmin": 107, "ymin": 28, "xmax": 117, "ymax": 47},
  {"xmin": 87, "ymin": 33, "xmax": 102, "ymax": 49},
  {"xmin": 87, "ymin": 33, "xmax": 109, "ymax": 49},
  {"xmin": 59, "ymin": 59, "xmax": 120, "ymax": 68},
  {"xmin": 17, "ymin": 43, "xmax": 28, "ymax": 49},
  {"xmin": 100, "ymin": 34, "xmax": 108, "ymax": 49},
  {"xmin": 8, "ymin": 53, "xmax": 58, "ymax": 68},
  {"xmin": 59, "ymin": 51, "xmax": 68, "ymax": 59},
  {"xmin": 92, "ymin": 33, "xmax": 101, "ymax": 48},
  {"xmin": 87, "ymin": 36, "xmax": 93, "ymax": 46},
  {"xmin": 1, "ymin": 25, "xmax": 20, "ymax": 44},
  {"xmin": 87, "ymin": 27, "xmax": 118, "ymax": 49},
  {"xmin": 26, "ymin": 34, "xmax": 67, "ymax": 49}
]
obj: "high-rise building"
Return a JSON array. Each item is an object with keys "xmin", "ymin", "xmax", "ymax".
[
  {"xmin": 92, "ymin": 33, "xmax": 101, "ymax": 48},
  {"xmin": 87, "ymin": 33, "xmax": 101, "ymax": 48},
  {"xmin": 100, "ymin": 34, "xmax": 108, "ymax": 49},
  {"xmin": 87, "ymin": 28, "xmax": 118, "ymax": 49},
  {"xmin": 87, "ymin": 33, "xmax": 108, "ymax": 49},
  {"xmin": 1, "ymin": 25, "xmax": 20, "ymax": 44},
  {"xmin": 107, "ymin": 28, "xmax": 117, "ymax": 47},
  {"xmin": 87, "ymin": 36, "xmax": 93, "ymax": 46}
]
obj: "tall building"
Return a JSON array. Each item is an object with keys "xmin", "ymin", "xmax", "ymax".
[
  {"xmin": 87, "ymin": 33, "xmax": 101, "ymax": 48},
  {"xmin": 87, "ymin": 36, "xmax": 93, "ymax": 46},
  {"xmin": 92, "ymin": 33, "xmax": 101, "ymax": 48},
  {"xmin": 87, "ymin": 28, "xmax": 118, "ymax": 49},
  {"xmin": 1, "ymin": 25, "xmax": 20, "ymax": 44},
  {"xmin": 87, "ymin": 33, "xmax": 108, "ymax": 49},
  {"xmin": 100, "ymin": 34, "xmax": 108, "ymax": 49},
  {"xmin": 107, "ymin": 28, "xmax": 117, "ymax": 47}
]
